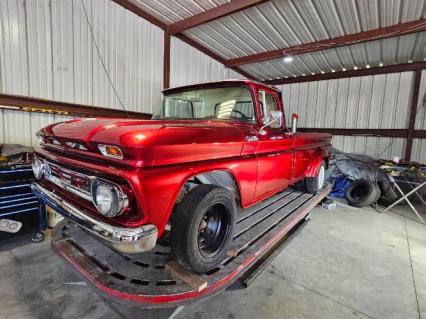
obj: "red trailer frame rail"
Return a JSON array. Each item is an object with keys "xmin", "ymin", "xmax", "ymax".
[{"xmin": 51, "ymin": 185, "xmax": 331, "ymax": 309}]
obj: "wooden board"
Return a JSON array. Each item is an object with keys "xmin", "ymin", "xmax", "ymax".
[{"xmin": 165, "ymin": 261, "xmax": 207, "ymax": 292}]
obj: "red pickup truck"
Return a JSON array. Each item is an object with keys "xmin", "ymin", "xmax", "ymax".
[{"xmin": 31, "ymin": 80, "xmax": 331, "ymax": 273}]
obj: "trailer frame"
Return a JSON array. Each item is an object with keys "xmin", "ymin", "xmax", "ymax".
[{"xmin": 50, "ymin": 185, "xmax": 331, "ymax": 309}]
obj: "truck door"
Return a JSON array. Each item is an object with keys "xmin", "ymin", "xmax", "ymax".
[{"xmin": 254, "ymin": 89, "xmax": 294, "ymax": 200}]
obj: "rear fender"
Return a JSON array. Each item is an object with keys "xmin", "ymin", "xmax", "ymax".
[{"xmin": 305, "ymin": 148, "xmax": 329, "ymax": 177}]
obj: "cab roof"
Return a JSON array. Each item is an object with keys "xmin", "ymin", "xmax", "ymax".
[{"xmin": 162, "ymin": 79, "xmax": 281, "ymax": 95}]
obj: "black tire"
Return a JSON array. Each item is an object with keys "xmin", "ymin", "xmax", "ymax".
[
  {"xmin": 171, "ymin": 185, "xmax": 236, "ymax": 274},
  {"xmin": 295, "ymin": 179, "xmax": 307, "ymax": 192},
  {"xmin": 305, "ymin": 161, "xmax": 326, "ymax": 194},
  {"xmin": 378, "ymin": 179, "xmax": 399, "ymax": 201},
  {"xmin": 345, "ymin": 180, "xmax": 380, "ymax": 207}
]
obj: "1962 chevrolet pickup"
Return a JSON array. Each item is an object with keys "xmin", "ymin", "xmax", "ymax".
[{"xmin": 31, "ymin": 80, "xmax": 331, "ymax": 273}]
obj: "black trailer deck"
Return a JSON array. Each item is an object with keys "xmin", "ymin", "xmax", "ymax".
[{"xmin": 51, "ymin": 185, "xmax": 331, "ymax": 309}]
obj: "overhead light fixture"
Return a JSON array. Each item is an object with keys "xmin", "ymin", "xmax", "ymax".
[
  {"xmin": 321, "ymin": 71, "xmax": 325, "ymax": 74},
  {"xmin": 366, "ymin": 64, "xmax": 371, "ymax": 68},
  {"xmin": 283, "ymin": 56, "xmax": 293, "ymax": 63},
  {"xmin": 354, "ymin": 66, "xmax": 359, "ymax": 70},
  {"xmin": 342, "ymin": 68, "xmax": 346, "ymax": 71},
  {"xmin": 331, "ymin": 69, "xmax": 336, "ymax": 73},
  {"xmin": 379, "ymin": 62, "xmax": 384, "ymax": 67}
]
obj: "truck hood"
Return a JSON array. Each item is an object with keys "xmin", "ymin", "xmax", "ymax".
[{"xmin": 40, "ymin": 118, "xmax": 245, "ymax": 167}]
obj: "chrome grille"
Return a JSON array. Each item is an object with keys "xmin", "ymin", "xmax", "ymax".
[{"xmin": 44, "ymin": 161, "xmax": 93, "ymax": 202}]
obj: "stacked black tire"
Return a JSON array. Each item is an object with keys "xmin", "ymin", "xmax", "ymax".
[
  {"xmin": 345, "ymin": 179, "xmax": 380, "ymax": 207},
  {"xmin": 345, "ymin": 178, "xmax": 400, "ymax": 208}
]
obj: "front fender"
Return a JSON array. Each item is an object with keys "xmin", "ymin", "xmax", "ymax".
[{"xmin": 138, "ymin": 156, "xmax": 258, "ymax": 237}]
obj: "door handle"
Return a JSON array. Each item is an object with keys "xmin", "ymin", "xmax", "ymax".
[{"xmin": 245, "ymin": 135, "xmax": 258, "ymax": 142}]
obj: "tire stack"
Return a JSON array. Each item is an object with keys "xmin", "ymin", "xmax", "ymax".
[{"xmin": 344, "ymin": 178, "xmax": 399, "ymax": 208}]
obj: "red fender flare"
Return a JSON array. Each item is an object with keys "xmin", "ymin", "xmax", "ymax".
[{"xmin": 305, "ymin": 148, "xmax": 330, "ymax": 177}]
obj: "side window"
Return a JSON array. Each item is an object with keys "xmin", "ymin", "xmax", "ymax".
[{"xmin": 259, "ymin": 91, "xmax": 278, "ymax": 124}]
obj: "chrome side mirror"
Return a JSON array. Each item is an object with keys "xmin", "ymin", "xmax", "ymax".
[
  {"xmin": 291, "ymin": 113, "xmax": 298, "ymax": 133},
  {"xmin": 259, "ymin": 110, "xmax": 283, "ymax": 133}
]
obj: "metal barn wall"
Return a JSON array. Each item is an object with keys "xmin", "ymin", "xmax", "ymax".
[
  {"xmin": 0, "ymin": 0, "xmax": 163, "ymax": 147},
  {"xmin": 413, "ymin": 70, "xmax": 426, "ymax": 162},
  {"xmin": 278, "ymin": 72, "xmax": 420, "ymax": 161},
  {"xmin": 170, "ymin": 37, "xmax": 244, "ymax": 88},
  {"xmin": 0, "ymin": 111, "xmax": 74, "ymax": 147}
]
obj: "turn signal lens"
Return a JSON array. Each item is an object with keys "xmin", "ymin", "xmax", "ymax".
[{"xmin": 98, "ymin": 144, "xmax": 123, "ymax": 159}]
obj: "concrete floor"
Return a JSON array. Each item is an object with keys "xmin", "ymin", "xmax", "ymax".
[{"xmin": 0, "ymin": 201, "xmax": 425, "ymax": 319}]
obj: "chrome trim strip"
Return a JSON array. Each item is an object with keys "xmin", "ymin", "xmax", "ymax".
[
  {"xmin": 32, "ymin": 182, "xmax": 157, "ymax": 253},
  {"xmin": 44, "ymin": 161, "xmax": 92, "ymax": 202}
]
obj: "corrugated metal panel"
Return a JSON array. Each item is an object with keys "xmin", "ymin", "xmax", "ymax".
[
  {"xmin": 134, "ymin": 0, "xmax": 231, "ymax": 24},
  {"xmin": 332, "ymin": 136, "xmax": 406, "ymax": 159},
  {"xmin": 0, "ymin": 0, "xmax": 164, "ymax": 114},
  {"xmin": 182, "ymin": 0, "xmax": 426, "ymax": 61},
  {"xmin": 415, "ymin": 69, "xmax": 426, "ymax": 130},
  {"xmin": 240, "ymin": 32, "xmax": 426, "ymax": 80},
  {"xmin": 0, "ymin": 0, "xmax": 29, "ymax": 95},
  {"xmin": 279, "ymin": 72, "xmax": 413, "ymax": 129},
  {"xmin": 0, "ymin": 0, "xmax": 165, "ymax": 147},
  {"xmin": 279, "ymin": 71, "xmax": 419, "ymax": 159},
  {"xmin": 0, "ymin": 109, "xmax": 74, "ymax": 147},
  {"xmin": 413, "ymin": 71, "xmax": 426, "ymax": 162},
  {"xmin": 170, "ymin": 37, "xmax": 244, "ymax": 88},
  {"xmin": 25, "ymin": 0, "xmax": 54, "ymax": 99},
  {"xmin": 412, "ymin": 139, "xmax": 426, "ymax": 162}
]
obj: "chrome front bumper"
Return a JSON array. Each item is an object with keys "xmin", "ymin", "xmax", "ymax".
[{"xmin": 31, "ymin": 182, "xmax": 157, "ymax": 254}]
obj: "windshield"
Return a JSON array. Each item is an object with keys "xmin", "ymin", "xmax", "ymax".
[{"xmin": 155, "ymin": 86, "xmax": 256, "ymax": 122}]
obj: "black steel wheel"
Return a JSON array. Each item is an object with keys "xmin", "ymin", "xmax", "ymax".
[
  {"xmin": 171, "ymin": 185, "xmax": 236, "ymax": 274},
  {"xmin": 197, "ymin": 203, "xmax": 231, "ymax": 257}
]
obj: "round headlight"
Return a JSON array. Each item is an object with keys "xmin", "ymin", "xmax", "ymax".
[
  {"xmin": 91, "ymin": 180, "xmax": 125, "ymax": 217},
  {"xmin": 32, "ymin": 158, "xmax": 44, "ymax": 179}
]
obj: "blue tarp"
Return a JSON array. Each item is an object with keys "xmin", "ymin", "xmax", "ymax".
[{"xmin": 329, "ymin": 176, "xmax": 351, "ymax": 198}]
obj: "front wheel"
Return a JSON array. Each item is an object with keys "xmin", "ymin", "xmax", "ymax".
[{"xmin": 171, "ymin": 185, "xmax": 236, "ymax": 274}]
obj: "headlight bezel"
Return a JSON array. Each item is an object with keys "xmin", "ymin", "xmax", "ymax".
[
  {"xmin": 90, "ymin": 178, "xmax": 128, "ymax": 217},
  {"xmin": 32, "ymin": 158, "xmax": 44, "ymax": 179}
]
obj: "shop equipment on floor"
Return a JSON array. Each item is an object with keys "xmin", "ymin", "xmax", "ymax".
[{"xmin": 0, "ymin": 153, "xmax": 46, "ymax": 241}]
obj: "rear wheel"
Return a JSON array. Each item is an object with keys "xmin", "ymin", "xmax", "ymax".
[
  {"xmin": 305, "ymin": 161, "xmax": 326, "ymax": 194},
  {"xmin": 171, "ymin": 185, "xmax": 236, "ymax": 274}
]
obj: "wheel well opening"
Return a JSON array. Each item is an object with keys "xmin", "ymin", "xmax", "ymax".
[
  {"xmin": 323, "ymin": 156, "xmax": 329, "ymax": 168},
  {"xmin": 175, "ymin": 170, "xmax": 241, "ymax": 206}
]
